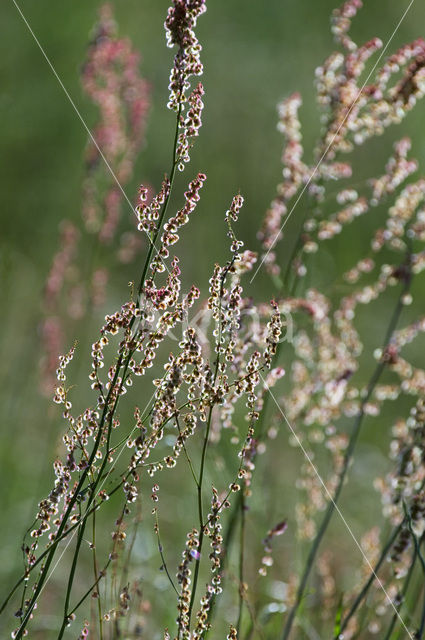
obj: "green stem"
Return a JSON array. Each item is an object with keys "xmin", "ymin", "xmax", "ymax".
[
  {"xmin": 187, "ymin": 256, "xmax": 235, "ymax": 626},
  {"xmin": 176, "ymin": 414, "xmax": 200, "ymax": 488},
  {"xmin": 383, "ymin": 549, "xmax": 417, "ymax": 640},
  {"xmin": 136, "ymin": 101, "xmax": 182, "ymax": 299},
  {"xmin": 404, "ymin": 503, "xmax": 425, "ymax": 638},
  {"xmin": 187, "ymin": 403, "xmax": 213, "ymax": 623},
  {"xmin": 281, "ymin": 261, "xmax": 412, "ymax": 640},
  {"xmin": 337, "ymin": 521, "xmax": 404, "ymax": 637},
  {"xmin": 11, "ymin": 84, "xmax": 186, "ymax": 639},
  {"xmin": 57, "ymin": 356, "xmax": 131, "ymax": 638},
  {"xmin": 57, "ymin": 518, "xmax": 89, "ymax": 639},
  {"xmin": 68, "ymin": 558, "xmax": 111, "ymax": 619},
  {"xmin": 14, "ymin": 350, "xmax": 125, "ymax": 638},
  {"xmin": 91, "ymin": 477, "xmax": 103, "ymax": 639},
  {"xmin": 2, "ymin": 363, "xmax": 266, "ymax": 623},
  {"xmin": 204, "ymin": 493, "xmax": 242, "ymax": 636},
  {"xmin": 154, "ymin": 509, "xmax": 180, "ymax": 597},
  {"xmin": 236, "ymin": 491, "xmax": 246, "ymax": 635}
]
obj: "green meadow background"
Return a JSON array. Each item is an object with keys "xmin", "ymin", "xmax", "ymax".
[{"xmin": 2, "ymin": 0, "xmax": 425, "ymax": 636}]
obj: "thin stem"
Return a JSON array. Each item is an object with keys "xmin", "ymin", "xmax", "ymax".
[
  {"xmin": 418, "ymin": 586, "xmax": 425, "ymax": 640},
  {"xmin": 3, "ymin": 361, "xmax": 265, "ymax": 619},
  {"xmin": 57, "ymin": 519, "xmax": 89, "ymax": 639},
  {"xmin": 11, "ymin": 77, "xmax": 186, "ymax": 639},
  {"xmin": 337, "ymin": 521, "xmax": 404, "ymax": 637},
  {"xmin": 2, "ymin": 368, "xmax": 280, "ymax": 640},
  {"xmin": 281, "ymin": 260, "xmax": 412, "ymax": 640},
  {"xmin": 58, "ymin": 359, "xmax": 131, "ymax": 639},
  {"xmin": 206, "ymin": 222, "xmax": 308, "ymax": 632},
  {"xmin": 404, "ymin": 503, "xmax": 425, "ymax": 639},
  {"xmin": 188, "ymin": 403, "xmax": 213, "ymax": 623},
  {"xmin": 92, "ymin": 506, "xmax": 103, "ymax": 640},
  {"xmin": 204, "ymin": 493, "xmax": 242, "ymax": 636},
  {"xmin": 205, "ymin": 299, "xmax": 291, "ymax": 632},
  {"xmin": 176, "ymin": 414, "xmax": 200, "ymax": 488},
  {"xmin": 187, "ymin": 257, "xmax": 235, "ymax": 625},
  {"xmin": 67, "ymin": 497, "xmax": 131, "ymax": 623},
  {"xmin": 14, "ymin": 353, "xmax": 125, "ymax": 638},
  {"xmin": 383, "ymin": 549, "xmax": 417, "ymax": 640},
  {"xmin": 236, "ymin": 491, "xmax": 246, "ymax": 635},
  {"xmin": 154, "ymin": 509, "xmax": 180, "ymax": 597},
  {"xmin": 68, "ymin": 558, "xmax": 111, "ymax": 618},
  {"xmin": 136, "ymin": 101, "xmax": 182, "ymax": 299},
  {"xmin": 120, "ymin": 500, "xmax": 141, "ymax": 589},
  {"xmin": 55, "ymin": 99, "xmax": 184, "ymax": 631},
  {"xmin": 404, "ymin": 504, "xmax": 425, "ymax": 578}
]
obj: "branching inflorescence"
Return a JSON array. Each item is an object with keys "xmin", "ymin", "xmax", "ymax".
[{"xmin": 5, "ymin": 0, "xmax": 425, "ymax": 639}]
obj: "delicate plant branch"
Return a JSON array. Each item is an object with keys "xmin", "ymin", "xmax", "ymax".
[
  {"xmin": 236, "ymin": 491, "xmax": 246, "ymax": 635},
  {"xmin": 154, "ymin": 509, "xmax": 180, "ymax": 597},
  {"xmin": 6, "ymin": 3, "xmax": 425, "ymax": 639},
  {"xmin": 337, "ymin": 520, "xmax": 405, "ymax": 637},
  {"xmin": 383, "ymin": 548, "xmax": 417, "ymax": 640},
  {"xmin": 282, "ymin": 252, "xmax": 413, "ymax": 639}
]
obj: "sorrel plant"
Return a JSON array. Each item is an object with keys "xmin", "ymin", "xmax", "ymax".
[{"xmin": 3, "ymin": 1, "xmax": 425, "ymax": 638}]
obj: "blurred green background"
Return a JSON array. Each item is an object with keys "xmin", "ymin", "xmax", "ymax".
[{"xmin": 2, "ymin": 0, "xmax": 425, "ymax": 637}]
